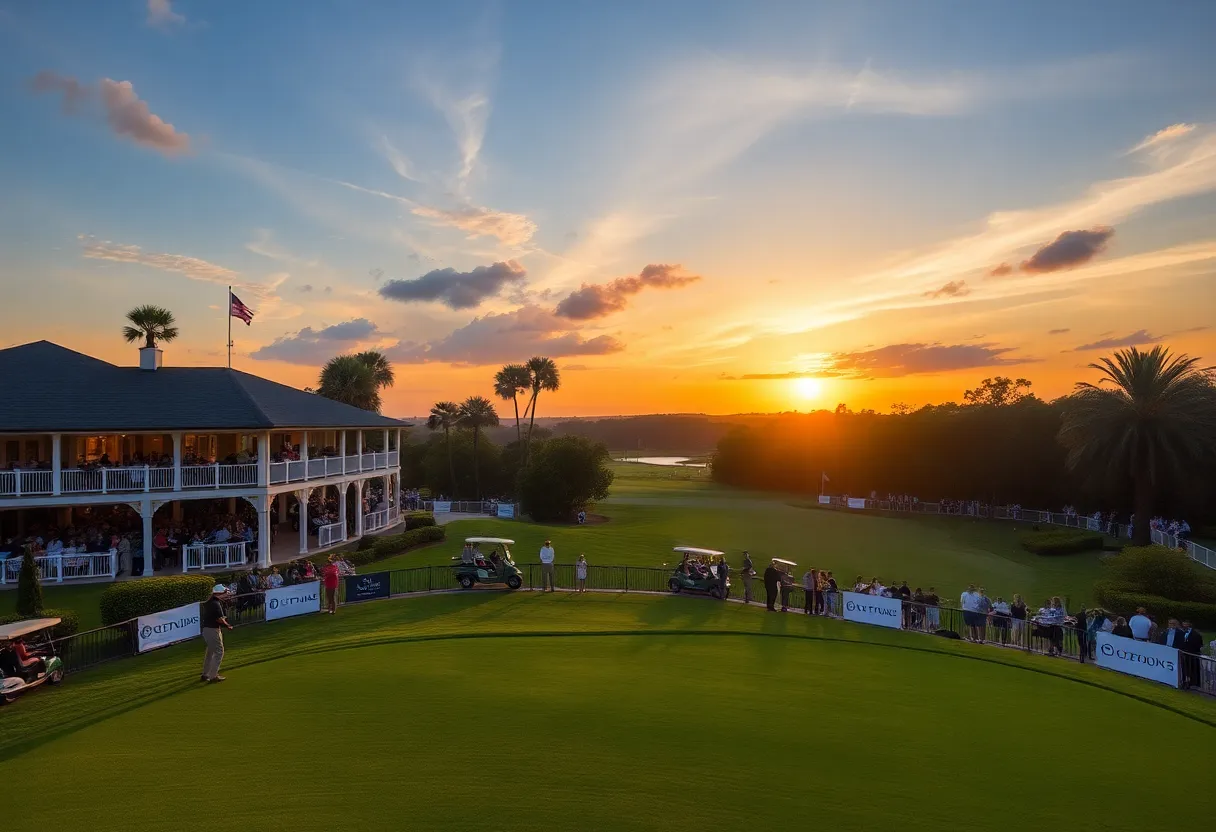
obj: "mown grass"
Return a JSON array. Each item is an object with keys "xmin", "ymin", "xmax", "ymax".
[{"xmin": 0, "ymin": 592, "xmax": 1212, "ymax": 832}]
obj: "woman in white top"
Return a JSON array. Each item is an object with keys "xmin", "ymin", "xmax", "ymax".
[{"xmin": 575, "ymin": 554, "xmax": 588, "ymax": 593}]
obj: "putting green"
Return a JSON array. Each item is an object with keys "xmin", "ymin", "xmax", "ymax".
[{"xmin": 1, "ymin": 594, "xmax": 1213, "ymax": 831}]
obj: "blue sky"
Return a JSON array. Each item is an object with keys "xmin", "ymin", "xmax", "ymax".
[{"xmin": 2, "ymin": 1, "xmax": 1215, "ymax": 415}]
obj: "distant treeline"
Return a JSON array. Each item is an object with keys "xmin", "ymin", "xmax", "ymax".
[{"xmin": 711, "ymin": 401, "xmax": 1216, "ymax": 522}]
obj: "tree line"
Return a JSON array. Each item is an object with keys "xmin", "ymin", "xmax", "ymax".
[{"xmin": 712, "ymin": 348, "xmax": 1216, "ymax": 543}]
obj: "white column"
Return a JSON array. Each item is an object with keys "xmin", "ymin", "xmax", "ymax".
[
  {"xmin": 141, "ymin": 498, "xmax": 154, "ymax": 577},
  {"xmin": 355, "ymin": 480, "xmax": 365, "ymax": 537},
  {"xmin": 301, "ymin": 431, "xmax": 309, "ymax": 478},
  {"xmin": 339, "ymin": 482, "xmax": 348, "ymax": 535},
  {"xmin": 383, "ymin": 428, "xmax": 389, "ymax": 456},
  {"xmin": 257, "ymin": 499, "xmax": 271, "ymax": 567},
  {"xmin": 51, "ymin": 433, "xmax": 62, "ymax": 496},
  {"xmin": 298, "ymin": 489, "xmax": 309, "ymax": 554},
  {"xmin": 172, "ymin": 432, "xmax": 183, "ymax": 491},
  {"xmin": 257, "ymin": 432, "xmax": 269, "ymax": 487},
  {"xmin": 356, "ymin": 431, "xmax": 363, "ymax": 469},
  {"xmin": 340, "ymin": 431, "xmax": 346, "ymax": 458}
]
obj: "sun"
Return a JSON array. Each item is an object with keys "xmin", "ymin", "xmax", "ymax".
[{"xmin": 793, "ymin": 376, "xmax": 823, "ymax": 400}]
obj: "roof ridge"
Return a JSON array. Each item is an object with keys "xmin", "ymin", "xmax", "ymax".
[{"xmin": 225, "ymin": 369, "xmax": 276, "ymax": 428}]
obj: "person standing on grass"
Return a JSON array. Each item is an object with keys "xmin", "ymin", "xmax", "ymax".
[
  {"xmin": 763, "ymin": 560, "xmax": 780, "ymax": 612},
  {"xmin": 824, "ymin": 572, "xmax": 838, "ymax": 617},
  {"xmin": 741, "ymin": 551, "xmax": 755, "ymax": 604},
  {"xmin": 539, "ymin": 539, "xmax": 556, "ymax": 592},
  {"xmin": 1179, "ymin": 621, "xmax": 1203, "ymax": 690},
  {"xmin": 575, "ymin": 554, "xmax": 588, "ymax": 593},
  {"xmin": 1075, "ymin": 607, "xmax": 1090, "ymax": 662},
  {"xmin": 802, "ymin": 566, "xmax": 817, "ymax": 615},
  {"xmin": 1129, "ymin": 607, "xmax": 1153, "ymax": 642},
  {"xmin": 923, "ymin": 587, "xmax": 941, "ymax": 632},
  {"xmin": 322, "ymin": 555, "xmax": 340, "ymax": 614},
  {"xmin": 715, "ymin": 555, "xmax": 729, "ymax": 600},
  {"xmin": 200, "ymin": 584, "xmax": 233, "ymax": 683}
]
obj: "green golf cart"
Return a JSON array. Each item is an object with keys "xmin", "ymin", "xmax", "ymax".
[
  {"xmin": 0, "ymin": 618, "xmax": 66, "ymax": 705},
  {"xmin": 452, "ymin": 537, "xmax": 524, "ymax": 590},
  {"xmin": 668, "ymin": 546, "xmax": 731, "ymax": 599}
]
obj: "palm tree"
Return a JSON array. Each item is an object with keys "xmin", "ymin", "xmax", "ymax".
[
  {"xmin": 458, "ymin": 396, "xmax": 500, "ymax": 500},
  {"xmin": 1058, "ymin": 346, "xmax": 1216, "ymax": 545},
  {"xmin": 122, "ymin": 305, "xmax": 179, "ymax": 349},
  {"xmin": 317, "ymin": 351, "xmax": 395, "ymax": 412},
  {"xmin": 494, "ymin": 363, "xmax": 532, "ymax": 444},
  {"xmin": 522, "ymin": 356, "xmax": 560, "ymax": 463},
  {"xmin": 426, "ymin": 401, "xmax": 461, "ymax": 497}
]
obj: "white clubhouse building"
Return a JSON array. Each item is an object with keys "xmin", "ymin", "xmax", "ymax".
[{"xmin": 0, "ymin": 341, "xmax": 408, "ymax": 584}]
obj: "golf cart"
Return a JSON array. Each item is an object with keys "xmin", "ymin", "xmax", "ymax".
[
  {"xmin": 452, "ymin": 537, "xmax": 524, "ymax": 590},
  {"xmin": 0, "ymin": 618, "xmax": 66, "ymax": 705},
  {"xmin": 668, "ymin": 546, "xmax": 731, "ymax": 598}
]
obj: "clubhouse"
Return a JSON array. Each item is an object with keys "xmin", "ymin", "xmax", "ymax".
[{"xmin": 0, "ymin": 341, "xmax": 409, "ymax": 584}]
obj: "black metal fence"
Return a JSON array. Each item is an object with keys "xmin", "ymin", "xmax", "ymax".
[{"xmin": 41, "ymin": 564, "xmax": 1216, "ymax": 696}]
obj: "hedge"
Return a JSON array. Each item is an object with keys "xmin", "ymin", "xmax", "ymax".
[
  {"xmin": 1019, "ymin": 529, "xmax": 1104, "ymax": 555},
  {"xmin": 0, "ymin": 608, "xmax": 81, "ymax": 639},
  {"xmin": 1093, "ymin": 583, "xmax": 1216, "ymax": 630},
  {"xmin": 310, "ymin": 524, "xmax": 445, "ymax": 569},
  {"xmin": 99, "ymin": 575, "xmax": 215, "ymax": 626},
  {"xmin": 357, "ymin": 514, "xmax": 436, "ymax": 550}
]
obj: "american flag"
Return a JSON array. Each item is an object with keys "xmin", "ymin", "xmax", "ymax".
[{"xmin": 229, "ymin": 291, "xmax": 254, "ymax": 325}]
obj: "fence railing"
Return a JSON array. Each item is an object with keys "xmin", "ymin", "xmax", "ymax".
[
  {"xmin": 1, "ymin": 549, "xmax": 118, "ymax": 584},
  {"xmin": 363, "ymin": 509, "xmax": 389, "ymax": 533},
  {"xmin": 423, "ymin": 500, "xmax": 519, "ymax": 516},
  {"xmin": 317, "ymin": 521, "xmax": 345, "ymax": 549},
  {"xmin": 265, "ymin": 453, "xmax": 401, "ymax": 486},
  {"xmin": 819, "ymin": 495, "xmax": 1215, "ymax": 572},
  {"xmin": 41, "ymin": 564, "xmax": 1216, "ymax": 696},
  {"xmin": 182, "ymin": 542, "xmax": 248, "ymax": 572}
]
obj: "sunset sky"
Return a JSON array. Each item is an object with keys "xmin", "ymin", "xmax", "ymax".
[{"xmin": 2, "ymin": 1, "xmax": 1214, "ymax": 418}]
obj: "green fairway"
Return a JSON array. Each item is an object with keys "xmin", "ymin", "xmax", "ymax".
[{"xmin": 0, "ymin": 592, "xmax": 1212, "ymax": 831}]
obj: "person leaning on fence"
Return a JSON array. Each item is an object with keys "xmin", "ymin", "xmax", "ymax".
[
  {"xmin": 740, "ymin": 551, "xmax": 755, "ymax": 604},
  {"xmin": 923, "ymin": 587, "xmax": 940, "ymax": 631},
  {"xmin": 540, "ymin": 540, "xmax": 556, "ymax": 592},
  {"xmin": 200, "ymin": 584, "xmax": 233, "ymax": 683}
]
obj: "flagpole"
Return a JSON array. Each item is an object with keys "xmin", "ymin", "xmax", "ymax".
[{"xmin": 227, "ymin": 285, "xmax": 232, "ymax": 369}]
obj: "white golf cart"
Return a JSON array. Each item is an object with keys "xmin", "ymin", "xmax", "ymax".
[
  {"xmin": 452, "ymin": 537, "xmax": 524, "ymax": 589},
  {"xmin": 0, "ymin": 618, "xmax": 66, "ymax": 704},
  {"xmin": 669, "ymin": 546, "xmax": 731, "ymax": 598}
]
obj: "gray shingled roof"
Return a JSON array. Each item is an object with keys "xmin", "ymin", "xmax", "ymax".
[{"xmin": 0, "ymin": 341, "xmax": 409, "ymax": 432}]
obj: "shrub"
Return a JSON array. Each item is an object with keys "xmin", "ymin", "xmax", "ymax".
[
  {"xmin": 99, "ymin": 575, "xmax": 215, "ymax": 625},
  {"xmin": 306, "ymin": 524, "xmax": 445, "ymax": 570},
  {"xmin": 1019, "ymin": 529, "xmax": 1104, "ymax": 555},
  {"xmin": 1100, "ymin": 545, "xmax": 1216, "ymax": 603},
  {"xmin": 404, "ymin": 514, "xmax": 437, "ymax": 531},
  {"xmin": 1093, "ymin": 583, "xmax": 1216, "ymax": 630},
  {"xmin": 519, "ymin": 436, "xmax": 613, "ymax": 522},
  {"xmin": 16, "ymin": 552, "xmax": 43, "ymax": 616},
  {"xmin": 0, "ymin": 608, "xmax": 80, "ymax": 639}
]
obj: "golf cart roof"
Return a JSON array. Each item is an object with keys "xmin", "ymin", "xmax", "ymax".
[
  {"xmin": 465, "ymin": 537, "xmax": 514, "ymax": 545},
  {"xmin": 673, "ymin": 546, "xmax": 725, "ymax": 557},
  {"xmin": 771, "ymin": 558, "xmax": 797, "ymax": 566},
  {"xmin": 0, "ymin": 618, "xmax": 61, "ymax": 640}
]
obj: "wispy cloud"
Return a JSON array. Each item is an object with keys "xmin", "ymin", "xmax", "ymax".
[
  {"xmin": 79, "ymin": 235, "xmax": 237, "ymax": 285},
  {"xmin": 31, "ymin": 72, "xmax": 190, "ymax": 156},
  {"xmin": 826, "ymin": 342, "xmax": 1037, "ymax": 378},
  {"xmin": 1048, "ymin": 328, "xmax": 1071, "ymax": 335},
  {"xmin": 411, "ymin": 204, "xmax": 536, "ymax": 246},
  {"xmin": 379, "ymin": 261, "xmax": 526, "ymax": 309},
  {"xmin": 1126, "ymin": 123, "xmax": 1195, "ymax": 155},
  {"xmin": 555, "ymin": 264, "xmax": 701, "ymax": 320},
  {"xmin": 923, "ymin": 280, "xmax": 970, "ymax": 299},
  {"xmin": 146, "ymin": 0, "xmax": 185, "ymax": 29},
  {"xmin": 1071, "ymin": 330, "xmax": 1162, "ymax": 351},
  {"xmin": 379, "ymin": 135, "xmax": 418, "ymax": 182},
  {"xmin": 244, "ymin": 229, "xmax": 320, "ymax": 268},
  {"xmin": 387, "ymin": 305, "xmax": 622, "ymax": 365}
]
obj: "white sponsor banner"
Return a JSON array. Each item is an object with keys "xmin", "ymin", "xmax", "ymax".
[
  {"xmin": 496, "ymin": 503, "xmax": 515, "ymax": 518},
  {"xmin": 137, "ymin": 602, "xmax": 201, "ymax": 653},
  {"xmin": 842, "ymin": 592, "xmax": 902, "ymax": 629},
  {"xmin": 847, "ymin": 497, "xmax": 867, "ymax": 509},
  {"xmin": 1095, "ymin": 632, "xmax": 1179, "ymax": 688},
  {"xmin": 433, "ymin": 500, "xmax": 452, "ymax": 513},
  {"xmin": 266, "ymin": 581, "xmax": 321, "ymax": 621},
  {"xmin": 818, "ymin": 495, "xmax": 831, "ymax": 505}
]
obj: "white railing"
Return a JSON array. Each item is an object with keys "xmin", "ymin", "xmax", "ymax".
[
  {"xmin": 181, "ymin": 463, "xmax": 257, "ymax": 489},
  {"xmin": 324, "ymin": 457, "xmax": 345, "ymax": 477},
  {"xmin": 269, "ymin": 461, "xmax": 287, "ymax": 484},
  {"xmin": 363, "ymin": 453, "xmax": 377, "ymax": 472},
  {"xmin": 1, "ymin": 550, "xmax": 116, "ymax": 584},
  {"xmin": 1152, "ymin": 529, "xmax": 1216, "ymax": 569},
  {"xmin": 317, "ymin": 521, "xmax": 345, "ymax": 549},
  {"xmin": 0, "ymin": 469, "xmax": 54, "ymax": 497},
  {"xmin": 307, "ymin": 458, "xmax": 326, "ymax": 479},
  {"xmin": 182, "ymin": 542, "xmax": 248, "ymax": 572},
  {"xmin": 388, "ymin": 450, "xmax": 399, "ymax": 467},
  {"xmin": 820, "ymin": 495, "xmax": 1215, "ymax": 571},
  {"xmin": 287, "ymin": 459, "xmax": 306, "ymax": 482},
  {"xmin": 363, "ymin": 509, "xmax": 388, "ymax": 533},
  {"xmin": 344, "ymin": 454, "xmax": 361, "ymax": 474},
  {"xmin": 388, "ymin": 505, "xmax": 400, "ymax": 526}
]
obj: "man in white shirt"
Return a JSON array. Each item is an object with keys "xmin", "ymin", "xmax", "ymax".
[
  {"xmin": 1128, "ymin": 607, "xmax": 1153, "ymax": 641},
  {"xmin": 539, "ymin": 540, "xmax": 556, "ymax": 592}
]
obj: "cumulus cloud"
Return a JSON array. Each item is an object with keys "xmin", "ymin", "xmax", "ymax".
[
  {"xmin": 250, "ymin": 319, "xmax": 380, "ymax": 365},
  {"xmin": 923, "ymin": 280, "xmax": 970, "ymax": 299},
  {"xmin": 146, "ymin": 0, "xmax": 185, "ymax": 28},
  {"xmin": 826, "ymin": 342, "xmax": 1034, "ymax": 378},
  {"xmin": 28, "ymin": 71, "xmax": 91, "ymax": 113},
  {"xmin": 388, "ymin": 305, "xmax": 623, "ymax": 365},
  {"xmin": 988, "ymin": 263, "xmax": 1013, "ymax": 278},
  {"xmin": 555, "ymin": 264, "xmax": 702, "ymax": 320},
  {"xmin": 379, "ymin": 260, "xmax": 526, "ymax": 310},
  {"xmin": 31, "ymin": 72, "xmax": 190, "ymax": 156},
  {"xmin": 1071, "ymin": 330, "xmax": 1161, "ymax": 351},
  {"xmin": 1020, "ymin": 227, "xmax": 1114, "ymax": 273},
  {"xmin": 1127, "ymin": 123, "xmax": 1195, "ymax": 155},
  {"xmin": 411, "ymin": 204, "xmax": 536, "ymax": 246}
]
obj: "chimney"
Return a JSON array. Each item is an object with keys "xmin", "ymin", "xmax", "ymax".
[{"xmin": 139, "ymin": 346, "xmax": 163, "ymax": 371}]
